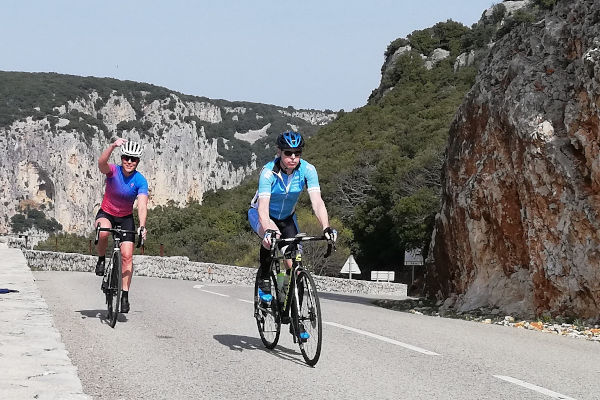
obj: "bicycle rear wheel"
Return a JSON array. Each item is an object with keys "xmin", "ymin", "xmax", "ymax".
[
  {"xmin": 254, "ymin": 272, "xmax": 281, "ymax": 349},
  {"xmin": 106, "ymin": 251, "xmax": 122, "ymax": 328},
  {"xmin": 293, "ymin": 270, "xmax": 322, "ymax": 366}
]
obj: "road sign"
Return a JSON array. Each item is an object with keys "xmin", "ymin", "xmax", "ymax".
[
  {"xmin": 370, "ymin": 271, "xmax": 395, "ymax": 282},
  {"xmin": 340, "ymin": 255, "xmax": 361, "ymax": 279},
  {"xmin": 404, "ymin": 249, "xmax": 423, "ymax": 266}
]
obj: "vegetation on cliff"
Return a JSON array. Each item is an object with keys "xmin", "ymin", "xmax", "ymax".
[{"xmin": 0, "ymin": 71, "xmax": 331, "ymax": 168}]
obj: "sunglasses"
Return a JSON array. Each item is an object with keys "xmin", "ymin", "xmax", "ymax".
[
  {"xmin": 283, "ymin": 150, "xmax": 302, "ymax": 157},
  {"xmin": 121, "ymin": 156, "xmax": 140, "ymax": 163}
]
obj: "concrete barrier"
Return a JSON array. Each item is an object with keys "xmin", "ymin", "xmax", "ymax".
[
  {"xmin": 0, "ymin": 246, "xmax": 90, "ymax": 399},
  {"xmin": 24, "ymin": 250, "xmax": 407, "ymax": 297}
]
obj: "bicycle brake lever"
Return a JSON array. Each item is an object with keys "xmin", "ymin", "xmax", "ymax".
[
  {"xmin": 94, "ymin": 224, "xmax": 100, "ymax": 245},
  {"xmin": 324, "ymin": 242, "xmax": 333, "ymax": 258},
  {"xmin": 136, "ymin": 227, "xmax": 145, "ymax": 248}
]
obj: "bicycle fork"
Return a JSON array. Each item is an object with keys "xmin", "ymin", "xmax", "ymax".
[{"xmin": 102, "ymin": 248, "xmax": 120, "ymax": 294}]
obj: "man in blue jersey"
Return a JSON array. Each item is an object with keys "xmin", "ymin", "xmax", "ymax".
[{"xmin": 248, "ymin": 130, "xmax": 337, "ymax": 307}]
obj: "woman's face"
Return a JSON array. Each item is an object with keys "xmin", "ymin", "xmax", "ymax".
[{"xmin": 121, "ymin": 155, "xmax": 140, "ymax": 174}]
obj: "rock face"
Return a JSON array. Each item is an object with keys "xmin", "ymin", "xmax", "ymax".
[
  {"xmin": 428, "ymin": 0, "xmax": 600, "ymax": 319},
  {"xmin": 0, "ymin": 81, "xmax": 335, "ymax": 235}
]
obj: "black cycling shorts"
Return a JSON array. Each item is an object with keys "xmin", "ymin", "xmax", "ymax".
[
  {"xmin": 271, "ymin": 214, "xmax": 300, "ymax": 254},
  {"xmin": 271, "ymin": 214, "xmax": 299, "ymax": 240},
  {"xmin": 95, "ymin": 208, "xmax": 136, "ymax": 243}
]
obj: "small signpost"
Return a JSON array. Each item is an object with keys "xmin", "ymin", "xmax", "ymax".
[
  {"xmin": 404, "ymin": 249, "xmax": 424, "ymax": 285},
  {"xmin": 370, "ymin": 270, "xmax": 395, "ymax": 282},
  {"xmin": 340, "ymin": 255, "xmax": 361, "ymax": 279}
]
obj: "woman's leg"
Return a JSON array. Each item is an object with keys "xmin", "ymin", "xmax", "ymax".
[
  {"xmin": 121, "ymin": 242, "xmax": 134, "ymax": 291},
  {"xmin": 95, "ymin": 217, "xmax": 112, "ymax": 257}
]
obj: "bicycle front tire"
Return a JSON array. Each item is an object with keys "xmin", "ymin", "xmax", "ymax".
[
  {"xmin": 107, "ymin": 251, "xmax": 122, "ymax": 328},
  {"xmin": 293, "ymin": 270, "xmax": 322, "ymax": 366},
  {"xmin": 254, "ymin": 271, "xmax": 281, "ymax": 349}
]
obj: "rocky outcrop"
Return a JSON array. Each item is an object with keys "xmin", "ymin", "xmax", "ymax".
[
  {"xmin": 0, "ymin": 78, "xmax": 335, "ymax": 235},
  {"xmin": 428, "ymin": 0, "xmax": 600, "ymax": 319},
  {"xmin": 424, "ymin": 48, "xmax": 450, "ymax": 70},
  {"xmin": 0, "ymin": 97, "xmax": 246, "ymax": 234}
]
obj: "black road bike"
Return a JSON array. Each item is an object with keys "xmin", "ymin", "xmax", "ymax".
[
  {"xmin": 254, "ymin": 233, "xmax": 334, "ymax": 366},
  {"xmin": 94, "ymin": 224, "xmax": 143, "ymax": 328}
]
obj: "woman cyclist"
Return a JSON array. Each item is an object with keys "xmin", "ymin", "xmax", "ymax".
[
  {"xmin": 95, "ymin": 138, "xmax": 148, "ymax": 313},
  {"xmin": 248, "ymin": 130, "xmax": 337, "ymax": 308}
]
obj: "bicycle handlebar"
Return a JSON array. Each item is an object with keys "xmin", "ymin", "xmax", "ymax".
[
  {"xmin": 94, "ymin": 224, "xmax": 144, "ymax": 248},
  {"xmin": 271, "ymin": 234, "xmax": 336, "ymax": 258}
]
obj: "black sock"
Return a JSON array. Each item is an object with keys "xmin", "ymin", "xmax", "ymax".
[
  {"xmin": 98, "ymin": 255, "xmax": 105, "ymax": 262},
  {"xmin": 122, "ymin": 290, "xmax": 128, "ymax": 299}
]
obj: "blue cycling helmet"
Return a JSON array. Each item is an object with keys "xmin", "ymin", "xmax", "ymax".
[{"xmin": 276, "ymin": 130, "xmax": 304, "ymax": 149}]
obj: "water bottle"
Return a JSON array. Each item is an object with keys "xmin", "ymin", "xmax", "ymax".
[
  {"xmin": 282, "ymin": 272, "xmax": 290, "ymax": 298},
  {"xmin": 277, "ymin": 272, "xmax": 286, "ymax": 300}
]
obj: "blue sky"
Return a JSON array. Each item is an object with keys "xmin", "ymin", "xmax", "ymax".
[{"xmin": 1, "ymin": 1, "xmax": 494, "ymax": 111}]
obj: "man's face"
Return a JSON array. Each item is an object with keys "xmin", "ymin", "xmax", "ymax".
[{"xmin": 279, "ymin": 148, "xmax": 302, "ymax": 171}]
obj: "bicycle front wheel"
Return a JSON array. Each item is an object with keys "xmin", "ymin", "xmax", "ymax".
[
  {"xmin": 106, "ymin": 251, "xmax": 122, "ymax": 328},
  {"xmin": 293, "ymin": 270, "xmax": 322, "ymax": 366},
  {"xmin": 254, "ymin": 272, "xmax": 281, "ymax": 349}
]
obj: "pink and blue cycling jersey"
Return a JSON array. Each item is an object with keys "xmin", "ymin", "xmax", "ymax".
[{"xmin": 100, "ymin": 164, "xmax": 148, "ymax": 217}]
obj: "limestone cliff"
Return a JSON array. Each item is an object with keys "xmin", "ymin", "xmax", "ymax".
[
  {"xmin": 428, "ymin": 0, "xmax": 600, "ymax": 318},
  {"xmin": 0, "ymin": 74, "xmax": 335, "ymax": 234}
]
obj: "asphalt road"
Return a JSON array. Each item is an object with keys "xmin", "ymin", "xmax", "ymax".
[{"xmin": 34, "ymin": 271, "xmax": 599, "ymax": 400}]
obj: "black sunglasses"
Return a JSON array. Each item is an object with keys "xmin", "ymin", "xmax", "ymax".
[
  {"xmin": 283, "ymin": 150, "xmax": 302, "ymax": 157},
  {"xmin": 121, "ymin": 155, "xmax": 140, "ymax": 162}
]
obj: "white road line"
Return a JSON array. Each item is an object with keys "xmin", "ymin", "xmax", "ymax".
[
  {"xmin": 201, "ymin": 290, "xmax": 230, "ymax": 298},
  {"xmin": 493, "ymin": 375, "xmax": 578, "ymax": 400},
  {"xmin": 193, "ymin": 285, "xmax": 204, "ymax": 289},
  {"xmin": 324, "ymin": 321, "xmax": 440, "ymax": 356},
  {"xmin": 238, "ymin": 299, "xmax": 253, "ymax": 304}
]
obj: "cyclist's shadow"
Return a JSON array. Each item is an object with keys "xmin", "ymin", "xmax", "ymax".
[
  {"xmin": 213, "ymin": 334, "xmax": 308, "ymax": 367},
  {"xmin": 76, "ymin": 309, "xmax": 129, "ymax": 324}
]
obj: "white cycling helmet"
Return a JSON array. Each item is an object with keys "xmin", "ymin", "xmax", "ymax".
[{"xmin": 121, "ymin": 141, "xmax": 143, "ymax": 158}]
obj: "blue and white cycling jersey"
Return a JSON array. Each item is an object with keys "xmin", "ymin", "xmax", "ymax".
[{"xmin": 250, "ymin": 158, "xmax": 320, "ymax": 220}]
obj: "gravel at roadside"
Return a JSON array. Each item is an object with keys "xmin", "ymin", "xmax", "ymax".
[{"xmin": 375, "ymin": 298, "xmax": 600, "ymax": 342}]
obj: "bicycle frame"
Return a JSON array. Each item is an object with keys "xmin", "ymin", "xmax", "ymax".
[
  {"xmin": 95, "ymin": 225, "xmax": 142, "ymax": 286},
  {"xmin": 254, "ymin": 233, "xmax": 333, "ymax": 365}
]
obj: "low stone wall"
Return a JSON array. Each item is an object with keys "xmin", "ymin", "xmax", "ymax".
[
  {"xmin": 0, "ymin": 235, "xmax": 29, "ymax": 250},
  {"xmin": 24, "ymin": 250, "xmax": 407, "ymax": 297}
]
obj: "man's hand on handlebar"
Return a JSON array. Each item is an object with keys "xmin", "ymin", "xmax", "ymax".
[
  {"xmin": 323, "ymin": 227, "xmax": 337, "ymax": 243},
  {"xmin": 263, "ymin": 229, "xmax": 278, "ymax": 249}
]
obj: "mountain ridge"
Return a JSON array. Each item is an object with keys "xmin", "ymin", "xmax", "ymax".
[{"xmin": 0, "ymin": 70, "xmax": 335, "ymax": 234}]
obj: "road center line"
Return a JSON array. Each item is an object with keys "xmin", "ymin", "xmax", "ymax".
[
  {"xmin": 238, "ymin": 299, "xmax": 253, "ymax": 304},
  {"xmin": 201, "ymin": 290, "xmax": 230, "ymax": 297},
  {"xmin": 324, "ymin": 321, "xmax": 440, "ymax": 356},
  {"xmin": 493, "ymin": 375, "xmax": 577, "ymax": 400}
]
